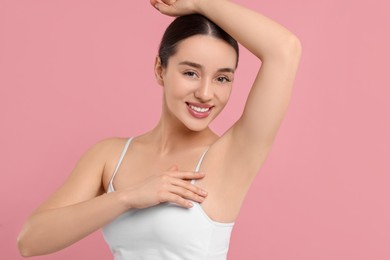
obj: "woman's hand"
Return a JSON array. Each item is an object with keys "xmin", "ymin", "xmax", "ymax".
[
  {"xmin": 123, "ymin": 165, "xmax": 208, "ymax": 209},
  {"xmin": 150, "ymin": 0, "xmax": 202, "ymax": 17}
]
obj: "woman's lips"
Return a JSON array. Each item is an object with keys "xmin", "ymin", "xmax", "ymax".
[{"xmin": 186, "ymin": 102, "xmax": 214, "ymax": 119}]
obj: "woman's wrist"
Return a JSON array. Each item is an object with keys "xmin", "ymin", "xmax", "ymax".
[
  {"xmin": 195, "ymin": 0, "xmax": 208, "ymax": 16},
  {"xmin": 113, "ymin": 189, "xmax": 134, "ymax": 210},
  {"xmin": 195, "ymin": 0, "xmax": 226, "ymax": 16},
  {"xmin": 192, "ymin": 0, "xmax": 204, "ymax": 15}
]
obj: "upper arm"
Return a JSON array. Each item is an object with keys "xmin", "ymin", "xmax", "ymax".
[
  {"xmin": 224, "ymin": 38, "xmax": 302, "ymax": 171},
  {"xmin": 33, "ymin": 137, "xmax": 118, "ymax": 213}
]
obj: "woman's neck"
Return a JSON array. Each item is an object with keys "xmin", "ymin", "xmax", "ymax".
[{"xmin": 143, "ymin": 119, "xmax": 217, "ymax": 156}]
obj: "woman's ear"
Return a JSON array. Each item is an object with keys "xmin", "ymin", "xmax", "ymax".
[{"xmin": 154, "ymin": 56, "xmax": 165, "ymax": 86}]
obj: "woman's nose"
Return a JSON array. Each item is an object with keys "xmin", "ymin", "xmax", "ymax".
[{"xmin": 194, "ymin": 79, "xmax": 213, "ymax": 101}]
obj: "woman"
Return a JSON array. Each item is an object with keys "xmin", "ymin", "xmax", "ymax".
[{"xmin": 18, "ymin": 0, "xmax": 301, "ymax": 259}]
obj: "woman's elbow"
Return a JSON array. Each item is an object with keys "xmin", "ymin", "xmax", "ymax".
[
  {"xmin": 17, "ymin": 224, "xmax": 40, "ymax": 257},
  {"xmin": 284, "ymin": 34, "xmax": 302, "ymax": 59},
  {"xmin": 17, "ymin": 233, "xmax": 33, "ymax": 257}
]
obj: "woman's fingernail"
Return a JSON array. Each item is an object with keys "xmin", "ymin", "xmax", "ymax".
[
  {"xmin": 188, "ymin": 201, "xmax": 194, "ymax": 207},
  {"xmin": 201, "ymin": 190, "xmax": 208, "ymax": 195}
]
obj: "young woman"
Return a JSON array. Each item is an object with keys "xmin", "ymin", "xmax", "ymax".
[{"xmin": 18, "ymin": 0, "xmax": 301, "ymax": 259}]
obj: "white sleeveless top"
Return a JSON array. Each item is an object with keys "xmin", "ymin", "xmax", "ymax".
[{"xmin": 102, "ymin": 137, "xmax": 235, "ymax": 260}]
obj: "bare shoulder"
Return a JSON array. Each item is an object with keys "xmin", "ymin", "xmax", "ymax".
[
  {"xmin": 99, "ymin": 137, "xmax": 133, "ymax": 189},
  {"xmin": 33, "ymin": 137, "xmax": 129, "ymax": 213},
  {"xmin": 91, "ymin": 136, "xmax": 128, "ymax": 151},
  {"xmin": 73, "ymin": 137, "xmax": 128, "ymax": 180},
  {"xmin": 92, "ymin": 136, "xmax": 130, "ymax": 159}
]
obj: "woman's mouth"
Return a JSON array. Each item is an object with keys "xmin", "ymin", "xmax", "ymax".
[{"xmin": 186, "ymin": 102, "xmax": 214, "ymax": 119}]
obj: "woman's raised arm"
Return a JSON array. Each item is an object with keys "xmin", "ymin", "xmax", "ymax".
[{"xmin": 153, "ymin": 0, "xmax": 302, "ymax": 172}]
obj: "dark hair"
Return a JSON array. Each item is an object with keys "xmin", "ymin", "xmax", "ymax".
[{"xmin": 158, "ymin": 14, "xmax": 239, "ymax": 68}]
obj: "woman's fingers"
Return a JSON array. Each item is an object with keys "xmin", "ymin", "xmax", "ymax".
[
  {"xmin": 125, "ymin": 165, "xmax": 208, "ymax": 209},
  {"xmin": 160, "ymin": 0, "xmax": 176, "ymax": 4},
  {"xmin": 150, "ymin": 0, "xmax": 176, "ymax": 6},
  {"xmin": 158, "ymin": 166, "xmax": 208, "ymax": 207},
  {"xmin": 169, "ymin": 177, "xmax": 207, "ymax": 196},
  {"xmin": 152, "ymin": 0, "xmax": 197, "ymax": 17},
  {"xmin": 149, "ymin": 0, "xmax": 165, "ymax": 6},
  {"xmin": 170, "ymin": 185, "xmax": 206, "ymax": 203},
  {"xmin": 162, "ymin": 193, "xmax": 194, "ymax": 208},
  {"xmin": 166, "ymin": 169, "xmax": 206, "ymax": 179}
]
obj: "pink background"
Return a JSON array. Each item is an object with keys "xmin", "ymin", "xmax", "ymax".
[{"xmin": 1, "ymin": 0, "xmax": 389, "ymax": 259}]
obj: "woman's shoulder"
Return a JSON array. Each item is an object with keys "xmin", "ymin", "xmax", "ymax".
[
  {"xmin": 80, "ymin": 137, "xmax": 131, "ymax": 174},
  {"xmin": 91, "ymin": 136, "xmax": 131, "ymax": 153},
  {"xmin": 70, "ymin": 137, "xmax": 129, "ymax": 176},
  {"xmin": 92, "ymin": 137, "xmax": 133, "ymax": 186}
]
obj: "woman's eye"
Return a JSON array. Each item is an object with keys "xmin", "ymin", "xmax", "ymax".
[
  {"xmin": 184, "ymin": 71, "xmax": 197, "ymax": 78},
  {"xmin": 217, "ymin": 76, "xmax": 231, "ymax": 83}
]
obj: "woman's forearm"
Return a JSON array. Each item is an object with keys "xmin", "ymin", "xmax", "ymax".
[
  {"xmin": 17, "ymin": 191, "xmax": 129, "ymax": 257},
  {"xmin": 196, "ymin": 0, "xmax": 301, "ymax": 61}
]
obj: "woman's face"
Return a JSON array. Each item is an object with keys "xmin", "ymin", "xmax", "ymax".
[{"xmin": 156, "ymin": 35, "xmax": 237, "ymax": 132}]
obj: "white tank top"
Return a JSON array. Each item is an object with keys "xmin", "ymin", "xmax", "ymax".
[{"xmin": 102, "ymin": 137, "xmax": 235, "ymax": 260}]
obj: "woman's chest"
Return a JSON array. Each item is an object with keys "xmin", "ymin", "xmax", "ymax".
[
  {"xmin": 103, "ymin": 145, "xmax": 244, "ymax": 223},
  {"xmin": 103, "ymin": 151, "xmax": 209, "ymax": 190}
]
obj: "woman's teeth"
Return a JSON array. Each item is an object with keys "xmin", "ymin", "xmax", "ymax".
[{"xmin": 189, "ymin": 105, "xmax": 210, "ymax": 113}]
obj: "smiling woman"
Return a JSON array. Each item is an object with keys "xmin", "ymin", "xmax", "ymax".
[
  {"xmin": 158, "ymin": 34, "xmax": 236, "ymax": 131},
  {"xmin": 17, "ymin": 0, "xmax": 301, "ymax": 259}
]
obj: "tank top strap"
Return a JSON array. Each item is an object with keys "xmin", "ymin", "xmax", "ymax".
[
  {"xmin": 108, "ymin": 137, "xmax": 134, "ymax": 192},
  {"xmin": 191, "ymin": 147, "xmax": 210, "ymax": 185}
]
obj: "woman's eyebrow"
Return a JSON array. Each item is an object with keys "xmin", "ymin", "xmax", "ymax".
[
  {"xmin": 178, "ymin": 61, "xmax": 235, "ymax": 73},
  {"xmin": 218, "ymin": 67, "xmax": 235, "ymax": 73},
  {"xmin": 178, "ymin": 61, "xmax": 202, "ymax": 69}
]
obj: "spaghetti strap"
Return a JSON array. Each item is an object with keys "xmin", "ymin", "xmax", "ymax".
[
  {"xmin": 191, "ymin": 147, "xmax": 210, "ymax": 185},
  {"xmin": 108, "ymin": 137, "xmax": 134, "ymax": 192}
]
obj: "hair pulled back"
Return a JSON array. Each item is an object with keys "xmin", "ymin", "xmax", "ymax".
[{"xmin": 158, "ymin": 14, "xmax": 239, "ymax": 68}]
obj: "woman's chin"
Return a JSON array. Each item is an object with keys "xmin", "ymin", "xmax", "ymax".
[
  {"xmin": 182, "ymin": 120, "xmax": 212, "ymax": 132},
  {"xmin": 185, "ymin": 124, "xmax": 209, "ymax": 132},
  {"xmin": 181, "ymin": 113, "xmax": 219, "ymax": 132}
]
